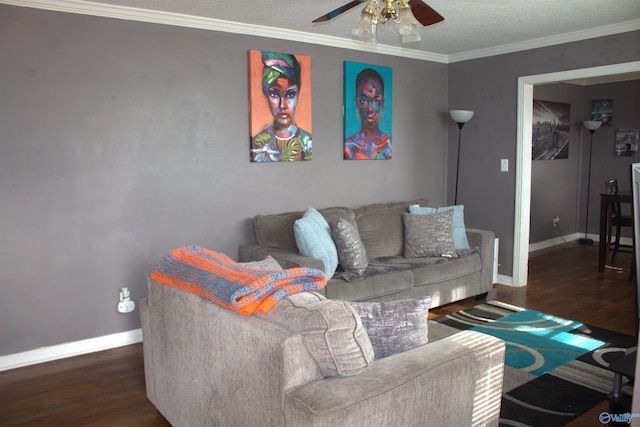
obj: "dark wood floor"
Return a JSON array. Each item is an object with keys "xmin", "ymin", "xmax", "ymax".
[{"xmin": 0, "ymin": 242, "xmax": 636, "ymax": 426}]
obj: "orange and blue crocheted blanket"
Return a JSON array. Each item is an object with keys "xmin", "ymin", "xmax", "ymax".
[{"xmin": 149, "ymin": 246, "xmax": 327, "ymax": 315}]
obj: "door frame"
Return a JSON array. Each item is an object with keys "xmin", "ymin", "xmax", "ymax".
[{"xmin": 513, "ymin": 61, "xmax": 640, "ymax": 286}]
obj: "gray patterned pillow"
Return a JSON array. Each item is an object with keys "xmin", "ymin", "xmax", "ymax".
[
  {"xmin": 403, "ymin": 210, "xmax": 457, "ymax": 258},
  {"xmin": 349, "ymin": 296, "xmax": 432, "ymax": 359},
  {"xmin": 332, "ymin": 218, "xmax": 368, "ymax": 276}
]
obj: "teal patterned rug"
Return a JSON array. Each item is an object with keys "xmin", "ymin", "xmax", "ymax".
[{"xmin": 430, "ymin": 301, "xmax": 637, "ymax": 427}]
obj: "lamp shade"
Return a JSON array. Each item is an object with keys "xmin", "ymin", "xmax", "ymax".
[
  {"xmin": 450, "ymin": 110, "xmax": 474, "ymax": 124},
  {"xmin": 583, "ymin": 120, "xmax": 602, "ymax": 131}
]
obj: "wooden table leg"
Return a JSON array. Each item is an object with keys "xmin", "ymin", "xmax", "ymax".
[{"xmin": 599, "ymin": 195, "xmax": 608, "ymax": 272}]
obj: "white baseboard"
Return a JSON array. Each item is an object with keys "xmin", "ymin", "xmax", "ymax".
[
  {"xmin": 0, "ymin": 329, "xmax": 142, "ymax": 372},
  {"xmin": 529, "ymin": 233, "xmax": 632, "ymax": 253},
  {"xmin": 529, "ymin": 233, "xmax": 580, "ymax": 252},
  {"xmin": 495, "ymin": 274, "xmax": 515, "ymax": 286}
]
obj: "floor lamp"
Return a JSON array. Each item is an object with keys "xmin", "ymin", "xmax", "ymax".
[
  {"xmin": 579, "ymin": 120, "xmax": 602, "ymax": 245},
  {"xmin": 450, "ymin": 110, "xmax": 474, "ymax": 205}
]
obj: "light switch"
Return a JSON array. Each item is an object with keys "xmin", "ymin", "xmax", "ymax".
[{"xmin": 500, "ymin": 159, "xmax": 508, "ymax": 172}]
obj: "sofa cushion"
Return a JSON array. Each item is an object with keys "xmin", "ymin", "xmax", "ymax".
[
  {"xmin": 349, "ymin": 296, "xmax": 431, "ymax": 359},
  {"xmin": 354, "ymin": 199, "xmax": 430, "ymax": 260},
  {"xmin": 403, "ymin": 211, "xmax": 457, "ymax": 258},
  {"xmin": 409, "ymin": 204, "xmax": 470, "ymax": 250},
  {"xmin": 253, "ymin": 211, "xmax": 304, "ymax": 252},
  {"xmin": 294, "ymin": 208, "xmax": 339, "ymax": 278},
  {"xmin": 319, "ymin": 206, "xmax": 357, "ymax": 230},
  {"xmin": 325, "ymin": 268, "xmax": 414, "ymax": 302},
  {"xmin": 332, "ymin": 218, "xmax": 368, "ymax": 276},
  {"xmin": 261, "ymin": 292, "xmax": 374, "ymax": 377},
  {"xmin": 412, "ymin": 251, "xmax": 482, "ymax": 286},
  {"xmin": 355, "ymin": 204, "xmax": 409, "ymax": 260},
  {"xmin": 238, "ymin": 255, "xmax": 282, "ymax": 270}
]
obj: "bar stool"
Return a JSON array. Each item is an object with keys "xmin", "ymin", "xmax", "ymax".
[
  {"xmin": 605, "ymin": 179, "xmax": 635, "ymax": 280},
  {"xmin": 608, "ymin": 200, "xmax": 634, "ymax": 263}
]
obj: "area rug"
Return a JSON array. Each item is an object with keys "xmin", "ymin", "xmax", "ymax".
[{"xmin": 429, "ymin": 300, "xmax": 637, "ymax": 426}]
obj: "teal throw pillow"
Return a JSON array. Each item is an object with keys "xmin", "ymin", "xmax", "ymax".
[
  {"xmin": 409, "ymin": 204, "xmax": 470, "ymax": 250},
  {"xmin": 294, "ymin": 207, "xmax": 338, "ymax": 279}
]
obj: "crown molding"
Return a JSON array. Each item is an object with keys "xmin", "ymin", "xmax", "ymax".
[
  {"xmin": 0, "ymin": 0, "xmax": 449, "ymax": 63},
  {"xmin": 448, "ymin": 19, "xmax": 640, "ymax": 63},
  {"xmin": 2, "ymin": 1, "xmax": 639, "ymax": 64}
]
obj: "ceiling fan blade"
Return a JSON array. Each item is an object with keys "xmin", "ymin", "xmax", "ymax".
[
  {"xmin": 312, "ymin": 0, "xmax": 365, "ymax": 23},
  {"xmin": 408, "ymin": 0, "xmax": 444, "ymax": 26}
]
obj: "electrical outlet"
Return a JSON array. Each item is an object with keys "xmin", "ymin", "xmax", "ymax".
[
  {"xmin": 118, "ymin": 287, "xmax": 135, "ymax": 313},
  {"xmin": 553, "ymin": 216, "xmax": 559, "ymax": 227},
  {"xmin": 118, "ymin": 300, "xmax": 135, "ymax": 313}
]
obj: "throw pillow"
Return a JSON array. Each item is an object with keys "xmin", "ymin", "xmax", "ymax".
[
  {"xmin": 403, "ymin": 211, "xmax": 457, "ymax": 258},
  {"xmin": 331, "ymin": 218, "xmax": 368, "ymax": 276},
  {"xmin": 409, "ymin": 204, "xmax": 470, "ymax": 250},
  {"xmin": 237, "ymin": 255, "xmax": 282, "ymax": 270},
  {"xmin": 262, "ymin": 292, "xmax": 374, "ymax": 377},
  {"xmin": 349, "ymin": 296, "xmax": 432, "ymax": 359},
  {"xmin": 294, "ymin": 207, "xmax": 338, "ymax": 279}
]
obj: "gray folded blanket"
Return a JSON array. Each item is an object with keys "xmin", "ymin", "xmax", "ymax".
[{"xmin": 333, "ymin": 247, "xmax": 479, "ymax": 283}]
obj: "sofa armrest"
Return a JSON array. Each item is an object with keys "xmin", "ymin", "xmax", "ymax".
[
  {"xmin": 239, "ymin": 243, "xmax": 325, "ymax": 271},
  {"xmin": 284, "ymin": 330, "xmax": 505, "ymax": 426},
  {"xmin": 466, "ymin": 228, "xmax": 496, "ymax": 290}
]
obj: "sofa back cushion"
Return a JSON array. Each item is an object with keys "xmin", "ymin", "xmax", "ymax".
[
  {"xmin": 355, "ymin": 199, "xmax": 429, "ymax": 259},
  {"xmin": 260, "ymin": 292, "xmax": 374, "ymax": 377},
  {"xmin": 252, "ymin": 207, "xmax": 356, "ymax": 253},
  {"xmin": 253, "ymin": 211, "xmax": 304, "ymax": 252},
  {"xmin": 320, "ymin": 206, "xmax": 357, "ymax": 230}
]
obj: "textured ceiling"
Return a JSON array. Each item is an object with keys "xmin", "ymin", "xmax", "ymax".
[{"xmin": 75, "ymin": 0, "xmax": 640, "ymax": 57}]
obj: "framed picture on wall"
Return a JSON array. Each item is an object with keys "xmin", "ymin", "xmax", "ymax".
[
  {"xmin": 591, "ymin": 99, "xmax": 613, "ymax": 127},
  {"xmin": 614, "ymin": 128, "xmax": 639, "ymax": 157},
  {"xmin": 248, "ymin": 50, "xmax": 312, "ymax": 162},
  {"xmin": 343, "ymin": 61, "xmax": 392, "ymax": 160},
  {"xmin": 532, "ymin": 99, "xmax": 570, "ymax": 160}
]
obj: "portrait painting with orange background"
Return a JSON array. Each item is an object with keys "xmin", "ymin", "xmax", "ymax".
[{"xmin": 248, "ymin": 50, "xmax": 312, "ymax": 137}]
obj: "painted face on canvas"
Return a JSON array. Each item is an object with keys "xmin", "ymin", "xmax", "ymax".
[
  {"xmin": 267, "ymin": 77, "xmax": 299, "ymax": 130},
  {"xmin": 356, "ymin": 77, "xmax": 384, "ymax": 128}
]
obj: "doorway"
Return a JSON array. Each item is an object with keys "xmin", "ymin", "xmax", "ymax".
[{"xmin": 513, "ymin": 61, "xmax": 640, "ymax": 286}]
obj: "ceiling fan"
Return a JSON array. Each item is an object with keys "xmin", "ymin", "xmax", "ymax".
[{"xmin": 312, "ymin": 0, "xmax": 444, "ymax": 27}]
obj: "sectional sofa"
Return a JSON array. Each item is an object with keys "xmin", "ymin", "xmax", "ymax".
[{"xmin": 239, "ymin": 199, "xmax": 496, "ymax": 308}]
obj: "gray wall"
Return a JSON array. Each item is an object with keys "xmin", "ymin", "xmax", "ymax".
[
  {"xmin": 0, "ymin": 6, "xmax": 448, "ymax": 355},
  {"xmin": 582, "ymin": 80, "xmax": 640, "ymax": 236},
  {"xmin": 528, "ymin": 80, "xmax": 640, "ymax": 245},
  {"xmin": 530, "ymin": 84, "xmax": 584, "ymax": 244},
  {"xmin": 448, "ymin": 32, "xmax": 640, "ymax": 274},
  {"xmin": 1, "ymin": 4, "xmax": 639, "ymax": 357}
]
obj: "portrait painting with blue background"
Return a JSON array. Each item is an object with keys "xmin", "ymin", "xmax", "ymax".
[{"xmin": 343, "ymin": 61, "xmax": 393, "ymax": 160}]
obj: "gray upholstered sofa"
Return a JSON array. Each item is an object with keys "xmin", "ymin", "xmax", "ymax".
[
  {"xmin": 141, "ymin": 278, "xmax": 505, "ymax": 426},
  {"xmin": 239, "ymin": 199, "xmax": 495, "ymax": 309}
]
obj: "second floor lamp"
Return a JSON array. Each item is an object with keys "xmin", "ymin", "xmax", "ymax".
[
  {"xmin": 579, "ymin": 120, "xmax": 602, "ymax": 245},
  {"xmin": 450, "ymin": 110, "xmax": 475, "ymax": 205}
]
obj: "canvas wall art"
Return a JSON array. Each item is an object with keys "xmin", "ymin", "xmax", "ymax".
[
  {"xmin": 343, "ymin": 61, "xmax": 392, "ymax": 160},
  {"xmin": 532, "ymin": 99, "xmax": 570, "ymax": 160},
  {"xmin": 614, "ymin": 128, "xmax": 639, "ymax": 157},
  {"xmin": 249, "ymin": 50, "xmax": 312, "ymax": 162},
  {"xmin": 591, "ymin": 99, "xmax": 613, "ymax": 127}
]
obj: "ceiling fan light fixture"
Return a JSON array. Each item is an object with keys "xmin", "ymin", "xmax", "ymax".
[
  {"xmin": 352, "ymin": 0, "xmax": 422, "ymax": 45},
  {"xmin": 352, "ymin": 0, "xmax": 378, "ymax": 42},
  {"xmin": 398, "ymin": 1, "xmax": 421, "ymax": 42}
]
